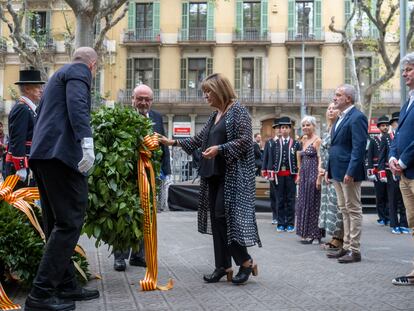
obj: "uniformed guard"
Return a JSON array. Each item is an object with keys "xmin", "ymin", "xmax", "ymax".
[
  {"xmin": 262, "ymin": 118, "xmax": 280, "ymax": 224},
  {"xmin": 378, "ymin": 112, "xmax": 410, "ymax": 234},
  {"xmin": 367, "ymin": 115, "xmax": 390, "ymax": 225},
  {"xmin": 273, "ymin": 116, "xmax": 300, "ymax": 233},
  {"xmin": 5, "ymin": 69, "xmax": 44, "ymax": 189}
]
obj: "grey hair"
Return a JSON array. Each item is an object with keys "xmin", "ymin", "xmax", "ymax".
[
  {"xmin": 338, "ymin": 83, "xmax": 356, "ymax": 104},
  {"xmin": 401, "ymin": 52, "xmax": 414, "ymax": 67},
  {"xmin": 301, "ymin": 115, "xmax": 317, "ymax": 127}
]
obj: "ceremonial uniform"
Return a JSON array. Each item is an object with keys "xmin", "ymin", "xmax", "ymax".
[
  {"xmin": 378, "ymin": 114, "xmax": 408, "ymax": 233},
  {"xmin": 367, "ymin": 133, "xmax": 389, "ymax": 224}
]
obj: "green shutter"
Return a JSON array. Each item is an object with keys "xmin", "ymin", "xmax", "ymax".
[
  {"xmin": 207, "ymin": 58, "xmax": 213, "ymax": 76},
  {"xmin": 288, "ymin": 57, "xmax": 294, "ymax": 101},
  {"xmin": 260, "ymin": 0, "xmax": 268, "ymax": 38},
  {"xmin": 180, "ymin": 58, "xmax": 188, "ymax": 90},
  {"xmin": 126, "ymin": 58, "xmax": 134, "ymax": 92},
  {"xmin": 153, "ymin": 58, "xmax": 160, "ymax": 91},
  {"xmin": 46, "ymin": 11, "xmax": 51, "ymax": 34},
  {"xmin": 288, "ymin": 0, "xmax": 295, "ymax": 40},
  {"xmin": 254, "ymin": 57, "xmax": 262, "ymax": 90},
  {"xmin": 207, "ymin": 1, "xmax": 215, "ymax": 41},
  {"xmin": 128, "ymin": 1, "xmax": 136, "ymax": 35},
  {"xmin": 153, "ymin": 1, "xmax": 160, "ymax": 40},
  {"xmin": 314, "ymin": 0, "xmax": 322, "ymax": 39},
  {"xmin": 345, "ymin": 57, "xmax": 352, "ymax": 84},
  {"xmin": 235, "ymin": 57, "xmax": 241, "ymax": 90},
  {"xmin": 315, "ymin": 57, "xmax": 322, "ymax": 100},
  {"xmin": 181, "ymin": 2, "xmax": 189, "ymax": 41},
  {"xmin": 26, "ymin": 14, "xmax": 32, "ymax": 35},
  {"xmin": 236, "ymin": 0, "xmax": 243, "ymax": 39},
  {"xmin": 344, "ymin": 0, "xmax": 351, "ymax": 36},
  {"xmin": 370, "ymin": 0, "xmax": 379, "ymax": 38}
]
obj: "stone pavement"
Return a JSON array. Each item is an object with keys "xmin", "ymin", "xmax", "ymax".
[{"xmin": 8, "ymin": 212, "xmax": 414, "ymax": 311}]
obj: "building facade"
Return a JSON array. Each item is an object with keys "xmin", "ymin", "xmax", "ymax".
[{"xmin": 0, "ymin": 0, "xmax": 408, "ymax": 139}]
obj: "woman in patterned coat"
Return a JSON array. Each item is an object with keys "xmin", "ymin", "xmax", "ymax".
[
  {"xmin": 318, "ymin": 103, "xmax": 344, "ymax": 250},
  {"xmin": 159, "ymin": 73, "xmax": 261, "ymax": 285}
]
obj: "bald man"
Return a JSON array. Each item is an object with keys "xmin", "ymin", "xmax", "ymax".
[{"xmin": 25, "ymin": 47, "xmax": 99, "ymax": 311}]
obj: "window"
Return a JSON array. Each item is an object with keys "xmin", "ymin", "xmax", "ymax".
[
  {"xmin": 189, "ymin": 2, "xmax": 207, "ymax": 40},
  {"xmin": 134, "ymin": 58, "xmax": 154, "ymax": 87},
  {"xmin": 243, "ymin": 1, "xmax": 261, "ymax": 39},
  {"xmin": 295, "ymin": 0, "xmax": 313, "ymax": 39},
  {"xmin": 188, "ymin": 58, "xmax": 207, "ymax": 96},
  {"xmin": 31, "ymin": 12, "xmax": 47, "ymax": 36},
  {"xmin": 355, "ymin": 57, "xmax": 371, "ymax": 92},
  {"xmin": 242, "ymin": 58, "xmax": 255, "ymax": 90},
  {"xmin": 294, "ymin": 57, "xmax": 315, "ymax": 91},
  {"xmin": 136, "ymin": 3, "xmax": 153, "ymax": 40}
]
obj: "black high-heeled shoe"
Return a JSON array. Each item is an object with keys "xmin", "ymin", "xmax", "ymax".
[
  {"xmin": 203, "ymin": 267, "xmax": 233, "ymax": 283},
  {"xmin": 231, "ymin": 260, "xmax": 258, "ymax": 285}
]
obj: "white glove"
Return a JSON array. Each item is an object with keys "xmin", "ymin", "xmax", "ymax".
[
  {"xmin": 78, "ymin": 137, "xmax": 95, "ymax": 173},
  {"xmin": 367, "ymin": 174, "xmax": 378, "ymax": 182},
  {"xmin": 380, "ymin": 177, "xmax": 388, "ymax": 183},
  {"xmin": 16, "ymin": 168, "xmax": 27, "ymax": 182}
]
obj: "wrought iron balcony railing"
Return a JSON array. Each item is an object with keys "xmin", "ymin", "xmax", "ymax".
[
  {"xmin": 178, "ymin": 27, "xmax": 215, "ymax": 41},
  {"xmin": 286, "ymin": 27, "xmax": 325, "ymax": 42},
  {"xmin": 233, "ymin": 27, "xmax": 270, "ymax": 42},
  {"xmin": 117, "ymin": 88, "xmax": 401, "ymax": 107},
  {"xmin": 122, "ymin": 28, "xmax": 161, "ymax": 43},
  {"xmin": 0, "ymin": 37, "xmax": 7, "ymax": 53},
  {"xmin": 28, "ymin": 33, "xmax": 56, "ymax": 51}
]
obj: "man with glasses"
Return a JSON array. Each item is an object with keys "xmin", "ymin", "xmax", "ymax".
[{"xmin": 113, "ymin": 84, "xmax": 171, "ymax": 271}]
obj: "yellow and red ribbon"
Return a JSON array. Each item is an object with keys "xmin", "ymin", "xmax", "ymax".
[{"xmin": 138, "ymin": 135, "xmax": 173, "ymax": 291}]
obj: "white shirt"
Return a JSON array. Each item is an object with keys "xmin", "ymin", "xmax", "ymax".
[
  {"xmin": 20, "ymin": 96, "xmax": 37, "ymax": 115},
  {"xmin": 407, "ymin": 90, "xmax": 414, "ymax": 111},
  {"xmin": 281, "ymin": 136, "xmax": 290, "ymax": 145},
  {"xmin": 335, "ymin": 105, "xmax": 354, "ymax": 131}
]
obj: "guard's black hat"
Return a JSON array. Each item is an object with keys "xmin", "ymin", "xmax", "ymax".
[
  {"xmin": 272, "ymin": 118, "xmax": 280, "ymax": 128},
  {"xmin": 389, "ymin": 111, "xmax": 399, "ymax": 124},
  {"xmin": 278, "ymin": 116, "xmax": 292, "ymax": 127},
  {"xmin": 376, "ymin": 115, "xmax": 389, "ymax": 127},
  {"xmin": 15, "ymin": 68, "xmax": 45, "ymax": 85}
]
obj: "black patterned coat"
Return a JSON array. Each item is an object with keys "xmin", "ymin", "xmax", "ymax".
[{"xmin": 179, "ymin": 102, "xmax": 261, "ymax": 247}]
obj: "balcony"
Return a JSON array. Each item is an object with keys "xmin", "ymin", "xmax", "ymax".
[
  {"xmin": 117, "ymin": 88, "xmax": 402, "ymax": 108},
  {"xmin": 178, "ymin": 27, "xmax": 216, "ymax": 48},
  {"xmin": 232, "ymin": 27, "xmax": 270, "ymax": 44},
  {"xmin": 285, "ymin": 27, "xmax": 325, "ymax": 46},
  {"xmin": 122, "ymin": 28, "xmax": 161, "ymax": 46},
  {"xmin": 28, "ymin": 33, "xmax": 56, "ymax": 53},
  {"xmin": 0, "ymin": 37, "xmax": 7, "ymax": 54}
]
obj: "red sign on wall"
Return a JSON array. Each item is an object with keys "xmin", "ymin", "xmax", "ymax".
[
  {"xmin": 173, "ymin": 122, "xmax": 191, "ymax": 137},
  {"xmin": 369, "ymin": 118, "xmax": 380, "ymax": 134}
]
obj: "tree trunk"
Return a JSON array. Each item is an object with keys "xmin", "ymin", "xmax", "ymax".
[{"xmin": 74, "ymin": 13, "xmax": 95, "ymax": 48}]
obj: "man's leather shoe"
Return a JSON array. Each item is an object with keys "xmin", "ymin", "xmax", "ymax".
[
  {"xmin": 129, "ymin": 257, "xmax": 147, "ymax": 267},
  {"xmin": 57, "ymin": 286, "xmax": 99, "ymax": 301},
  {"xmin": 337, "ymin": 250, "xmax": 361, "ymax": 264},
  {"xmin": 114, "ymin": 258, "xmax": 126, "ymax": 271},
  {"xmin": 25, "ymin": 294, "xmax": 75, "ymax": 311},
  {"xmin": 326, "ymin": 248, "xmax": 347, "ymax": 259}
]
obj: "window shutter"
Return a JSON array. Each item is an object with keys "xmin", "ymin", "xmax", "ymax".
[
  {"xmin": 180, "ymin": 58, "xmax": 188, "ymax": 90},
  {"xmin": 254, "ymin": 57, "xmax": 262, "ymax": 90},
  {"xmin": 370, "ymin": 0, "xmax": 379, "ymax": 39},
  {"xmin": 234, "ymin": 57, "xmax": 241, "ymax": 90},
  {"xmin": 315, "ymin": 57, "xmax": 322, "ymax": 100},
  {"xmin": 153, "ymin": 1, "xmax": 160, "ymax": 40},
  {"xmin": 181, "ymin": 2, "xmax": 189, "ymax": 41},
  {"xmin": 207, "ymin": 58, "xmax": 213, "ymax": 76},
  {"xmin": 25, "ymin": 14, "xmax": 32, "ymax": 35},
  {"xmin": 344, "ymin": 0, "xmax": 351, "ymax": 37},
  {"xmin": 46, "ymin": 11, "xmax": 51, "ymax": 34},
  {"xmin": 236, "ymin": 0, "xmax": 243, "ymax": 39},
  {"xmin": 126, "ymin": 58, "xmax": 133, "ymax": 91},
  {"xmin": 288, "ymin": 0, "xmax": 295, "ymax": 40},
  {"xmin": 128, "ymin": 1, "xmax": 136, "ymax": 35},
  {"xmin": 260, "ymin": 0, "xmax": 268, "ymax": 39},
  {"xmin": 344, "ymin": 57, "xmax": 352, "ymax": 84},
  {"xmin": 314, "ymin": 0, "xmax": 322, "ymax": 39},
  {"xmin": 288, "ymin": 57, "xmax": 294, "ymax": 101},
  {"xmin": 207, "ymin": 1, "xmax": 215, "ymax": 41},
  {"xmin": 153, "ymin": 58, "xmax": 160, "ymax": 92}
]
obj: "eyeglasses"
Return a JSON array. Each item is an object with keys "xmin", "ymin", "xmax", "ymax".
[{"xmin": 134, "ymin": 96, "xmax": 153, "ymax": 103}]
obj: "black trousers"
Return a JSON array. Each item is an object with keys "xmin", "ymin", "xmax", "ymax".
[
  {"xmin": 269, "ymin": 180, "xmax": 278, "ymax": 221},
  {"xmin": 114, "ymin": 240, "xmax": 145, "ymax": 261},
  {"xmin": 276, "ymin": 175, "xmax": 296, "ymax": 226},
  {"xmin": 374, "ymin": 180, "xmax": 389, "ymax": 221},
  {"xmin": 30, "ymin": 159, "xmax": 87, "ymax": 298},
  {"xmin": 386, "ymin": 171, "xmax": 408, "ymax": 228},
  {"xmin": 207, "ymin": 175, "xmax": 251, "ymax": 269}
]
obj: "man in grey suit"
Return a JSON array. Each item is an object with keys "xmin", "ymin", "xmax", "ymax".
[{"xmin": 326, "ymin": 84, "xmax": 368, "ymax": 264}]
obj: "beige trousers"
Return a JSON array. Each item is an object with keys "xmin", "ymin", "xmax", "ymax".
[
  {"xmin": 400, "ymin": 175, "xmax": 414, "ymax": 229},
  {"xmin": 333, "ymin": 181, "xmax": 362, "ymax": 253}
]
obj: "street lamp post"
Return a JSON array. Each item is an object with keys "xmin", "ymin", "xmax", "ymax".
[{"xmin": 401, "ymin": 0, "xmax": 407, "ymax": 107}]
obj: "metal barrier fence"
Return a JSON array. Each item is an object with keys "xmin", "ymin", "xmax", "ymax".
[{"xmin": 170, "ymin": 147, "xmax": 199, "ymax": 183}]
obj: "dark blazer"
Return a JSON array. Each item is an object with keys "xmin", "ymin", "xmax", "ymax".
[
  {"xmin": 253, "ymin": 142, "xmax": 263, "ymax": 168},
  {"xmin": 30, "ymin": 63, "xmax": 93, "ymax": 172},
  {"xmin": 262, "ymin": 138, "xmax": 276, "ymax": 172},
  {"xmin": 272, "ymin": 137, "xmax": 300, "ymax": 174},
  {"xmin": 148, "ymin": 110, "xmax": 171, "ymax": 175},
  {"xmin": 328, "ymin": 106, "xmax": 368, "ymax": 182},
  {"xmin": 390, "ymin": 100, "xmax": 414, "ymax": 179},
  {"xmin": 367, "ymin": 135, "xmax": 381, "ymax": 170}
]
